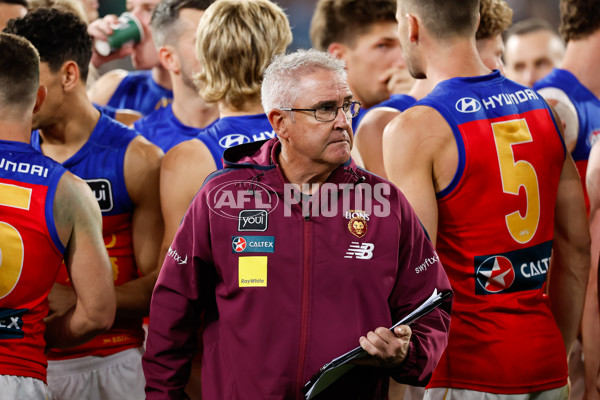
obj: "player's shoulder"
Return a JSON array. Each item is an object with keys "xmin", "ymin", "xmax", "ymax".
[{"xmin": 88, "ymin": 69, "xmax": 130, "ymax": 104}]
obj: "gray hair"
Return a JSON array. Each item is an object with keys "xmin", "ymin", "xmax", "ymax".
[{"xmin": 261, "ymin": 48, "xmax": 347, "ymax": 114}]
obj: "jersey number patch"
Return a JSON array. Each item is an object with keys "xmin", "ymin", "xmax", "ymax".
[
  {"xmin": 0, "ymin": 183, "xmax": 32, "ymax": 299},
  {"xmin": 492, "ymin": 119, "xmax": 541, "ymax": 244}
]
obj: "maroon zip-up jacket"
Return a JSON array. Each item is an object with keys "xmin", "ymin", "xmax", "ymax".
[{"xmin": 143, "ymin": 138, "xmax": 452, "ymax": 399}]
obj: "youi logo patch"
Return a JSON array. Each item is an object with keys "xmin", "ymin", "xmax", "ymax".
[
  {"xmin": 85, "ymin": 178, "xmax": 113, "ymax": 212},
  {"xmin": 238, "ymin": 209, "xmax": 268, "ymax": 231}
]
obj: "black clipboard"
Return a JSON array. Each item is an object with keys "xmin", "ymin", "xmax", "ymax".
[{"xmin": 303, "ymin": 289, "xmax": 452, "ymax": 399}]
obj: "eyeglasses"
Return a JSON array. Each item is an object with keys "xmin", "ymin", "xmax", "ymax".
[{"xmin": 280, "ymin": 100, "xmax": 362, "ymax": 122}]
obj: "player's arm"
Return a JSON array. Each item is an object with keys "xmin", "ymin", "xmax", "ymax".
[
  {"xmin": 118, "ymin": 136, "xmax": 164, "ymax": 316},
  {"xmin": 45, "ymin": 172, "xmax": 116, "ymax": 348},
  {"xmin": 159, "ymin": 139, "xmax": 217, "ymax": 262},
  {"xmin": 536, "ymin": 88, "xmax": 579, "ymax": 153},
  {"xmin": 382, "ymin": 106, "xmax": 451, "ymax": 244},
  {"xmin": 87, "ymin": 69, "xmax": 128, "ymax": 106},
  {"xmin": 355, "ymin": 107, "xmax": 401, "ymax": 178},
  {"xmin": 549, "ymin": 106, "xmax": 590, "ymax": 355},
  {"xmin": 584, "ymin": 141, "xmax": 600, "ymax": 397}
]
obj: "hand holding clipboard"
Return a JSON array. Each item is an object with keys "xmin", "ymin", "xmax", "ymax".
[{"xmin": 303, "ymin": 289, "xmax": 452, "ymax": 399}]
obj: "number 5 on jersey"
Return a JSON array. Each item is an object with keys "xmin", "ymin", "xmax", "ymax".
[
  {"xmin": 0, "ymin": 183, "xmax": 32, "ymax": 298},
  {"xmin": 492, "ymin": 119, "xmax": 541, "ymax": 244}
]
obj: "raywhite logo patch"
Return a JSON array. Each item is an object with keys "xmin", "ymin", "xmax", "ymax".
[{"xmin": 344, "ymin": 242, "xmax": 374, "ymax": 260}]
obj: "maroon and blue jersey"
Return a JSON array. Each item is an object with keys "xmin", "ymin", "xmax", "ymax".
[
  {"xmin": 107, "ymin": 70, "xmax": 173, "ymax": 116},
  {"xmin": 0, "ymin": 140, "xmax": 66, "ymax": 382},
  {"xmin": 134, "ymin": 103, "xmax": 215, "ymax": 153},
  {"xmin": 534, "ymin": 68, "xmax": 600, "ymax": 213},
  {"xmin": 31, "ymin": 114, "xmax": 146, "ymax": 359},
  {"xmin": 196, "ymin": 113, "xmax": 275, "ymax": 169},
  {"xmin": 421, "ymin": 71, "xmax": 568, "ymax": 393}
]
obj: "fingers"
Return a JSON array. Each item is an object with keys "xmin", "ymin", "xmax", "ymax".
[
  {"xmin": 394, "ymin": 325, "xmax": 412, "ymax": 339},
  {"xmin": 87, "ymin": 14, "xmax": 119, "ymax": 41},
  {"xmin": 358, "ymin": 325, "xmax": 412, "ymax": 367}
]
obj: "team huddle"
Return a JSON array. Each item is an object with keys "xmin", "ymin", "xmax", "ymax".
[{"xmin": 0, "ymin": 0, "xmax": 599, "ymax": 399}]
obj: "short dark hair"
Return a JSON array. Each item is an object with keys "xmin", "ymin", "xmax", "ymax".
[
  {"xmin": 559, "ymin": 0, "xmax": 600, "ymax": 42},
  {"xmin": 3, "ymin": 8, "xmax": 92, "ymax": 81},
  {"xmin": 398, "ymin": 0, "xmax": 480, "ymax": 40},
  {"xmin": 310, "ymin": 0, "xmax": 397, "ymax": 51},
  {"xmin": 0, "ymin": 32, "xmax": 39, "ymax": 107},
  {"xmin": 151, "ymin": 0, "xmax": 214, "ymax": 47},
  {"xmin": 0, "ymin": 0, "xmax": 28, "ymax": 7}
]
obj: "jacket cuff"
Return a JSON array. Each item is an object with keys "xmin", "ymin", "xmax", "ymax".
[{"xmin": 389, "ymin": 340, "xmax": 418, "ymax": 383}]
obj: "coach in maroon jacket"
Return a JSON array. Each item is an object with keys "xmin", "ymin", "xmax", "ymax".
[{"xmin": 142, "ymin": 49, "xmax": 452, "ymax": 400}]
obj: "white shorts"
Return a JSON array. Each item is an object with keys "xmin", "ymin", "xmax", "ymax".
[
  {"xmin": 46, "ymin": 347, "xmax": 145, "ymax": 400},
  {"xmin": 0, "ymin": 375, "xmax": 50, "ymax": 399},
  {"xmin": 424, "ymin": 385, "xmax": 569, "ymax": 400}
]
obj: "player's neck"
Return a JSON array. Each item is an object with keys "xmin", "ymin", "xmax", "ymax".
[
  {"xmin": 219, "ymin": 96, "xmax": 264, "ymax": 118},
  {"xmin": 409, "ymin": 79, "xmax": 434, "ymax": 100},
  {"xmin": 0, "ymin": 119, "xmax": 31, "ymax": 144},
  {"xmin": 152, "ymin": 66, "xmax": 173, "ymax": 90},
  {"xmin": 38, "ymin": 97, "xmax": 100, "ymax": 163},
  {"xmin": 170, "ymin": 77, "xmax": 219, "ymax": 128},
  {"xmin": 561, "ymin": 31, "xmax": 600, "ymax": 98},
  {"xmin": 171, "ymin": 91, "xmax": 219, "ymax": 129},
  {"xmin": 425, "ymin": 40, "xmax": 491, "ymax": 87}
]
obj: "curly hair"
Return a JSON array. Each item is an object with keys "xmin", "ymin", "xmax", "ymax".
[
  {"xmin": 310, "ymin": 0, "xmax": 397, "ymax": 50},
  {"xmin": 0, "ymin": 32, "xmax": 39, "ymax": 108},
  {"xmin": 195, "ymin": 0, "xmax": 292, "ymax": 110},
  {"xmin": 559, "ymin": 0, "xmax": 600, "ymax": 42},
  {"xmin": 4, "ymin": 8, "xmax": 92, "ymax": 81},
  {"xmin": 476, "ymin": 0, "xmax": 513, "ymax": 40}
]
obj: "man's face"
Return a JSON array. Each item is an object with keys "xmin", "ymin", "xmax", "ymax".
[
  {"xmin": 476, "ymin": 34, "xmax": 505, "ymax": 75},
  {"xmin": 504, "ymin": 30, "xmax": 564, "ymax": 87},
  {"xmin": 395, "ymin": 6, "xmax": 425, "ymax": 80},
  {"xmin": 285, "ymin": 69, "xmax": 354, "ymax": 167},
  {"xmin": 32, "ymin": 63, "xmax": 64, "ymax": 130},
  {"xmin": 126, "ymin": 0, "xmax": 161, "ymax": 70},
  {"xmin": 0, "ymin": 3, "xmax": 26, "ymax": 30},
  {"xmin": 343, "ymin": 21, "xmax": 404, "ymax": 108},
  {"xmin": 174, "ymin": 8, "xmax": 204, "ymax": 90}
]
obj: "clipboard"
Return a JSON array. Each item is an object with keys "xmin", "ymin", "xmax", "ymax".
[{"xmin": 303, "ymin": 289, "xmax": 452, "ymax": 399}]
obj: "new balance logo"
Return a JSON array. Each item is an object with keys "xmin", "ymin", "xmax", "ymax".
[{"xmin": 344, "ymin": 242, "xmax": 374, "ymax": 259}]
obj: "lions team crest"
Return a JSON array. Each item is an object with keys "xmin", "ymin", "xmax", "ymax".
[{"xmin": 348, "ymin": 217, "xmax": 367, "ymax": 238}]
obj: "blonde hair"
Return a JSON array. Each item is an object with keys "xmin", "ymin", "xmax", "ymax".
[
  {"xmin": 28, "ymin": 0, "xmax": 88, "ymax": 23},
  {"xmin": 195, "ymin": 0, "xmax": 292, "ymax": 110}
]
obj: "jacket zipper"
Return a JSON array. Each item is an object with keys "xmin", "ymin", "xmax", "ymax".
[{"xmin": 295, "ymin": 212, "xmax": 312, "ymax": 398}]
